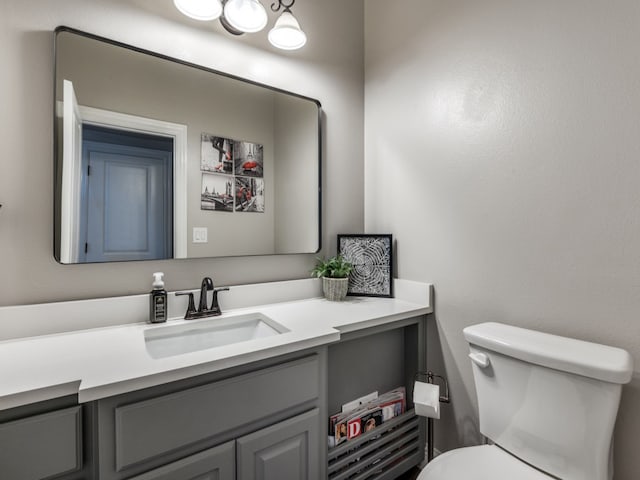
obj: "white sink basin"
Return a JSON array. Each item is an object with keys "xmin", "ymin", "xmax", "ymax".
[{"xmin": 144, "ymin": 313, "xmax": 289, "ymax": 359}]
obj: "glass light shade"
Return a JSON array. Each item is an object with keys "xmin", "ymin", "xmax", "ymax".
[
  {"xmin": 174, "ymin": 0, "xmax": 222, "ymax": 20},
  {"xmin": 223, "ymin": 0, "xmax": 268, "ymax": 33},
  {"xmin": 268, "ymin": 11, "xmax": 307, "ymax": 50}
]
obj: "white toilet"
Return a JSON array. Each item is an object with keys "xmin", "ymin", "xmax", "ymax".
[{"xmin": 418, "ymin": 322, "xmax": 633, "ymax": 480}]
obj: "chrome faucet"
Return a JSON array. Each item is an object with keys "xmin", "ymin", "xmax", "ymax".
[{"xmin": 175, "ymin": 277, "xmax": 230, "ymax": 319}]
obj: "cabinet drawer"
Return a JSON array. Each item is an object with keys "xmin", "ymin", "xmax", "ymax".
[
  {"xmin": 128, "ymin": 441, "xmax": 234, "ymax": 480},
  {"xmin": 0, "ymin": 406, "xmax": 82, "ymax": 480},
  {"xmin": 114, "ymin": 355, "xmax": 319, "ymax": 471}
]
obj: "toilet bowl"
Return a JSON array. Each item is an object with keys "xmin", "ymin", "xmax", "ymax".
[
  {"xmin": 417, "ymin": 445, "xmax": 553, "ymax": 480},
  {"xmin": 417, "ymin": 322, "xmax": 633, "ymax": 480}
]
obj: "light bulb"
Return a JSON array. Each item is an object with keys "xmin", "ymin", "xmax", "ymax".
[
  {"xmin": 268, "ymin": 11, "xmax": 307, "ymax": 50},
  {"xmin": 174, "ymin": 0, "xmax": 222, "ymax": 21},
  {"xmin": 223, "ymin": 0, "xmax": 268, "ymax": 33}
]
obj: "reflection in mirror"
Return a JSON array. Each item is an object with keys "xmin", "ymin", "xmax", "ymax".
[{"xmin": 54, "ymin": 27, "xmax": 321, "ymax": 264}]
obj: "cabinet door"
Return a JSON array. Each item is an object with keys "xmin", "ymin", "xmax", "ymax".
[
  {"xmin": 127, "ymin": 441, "xmax": 234, "ymax": 480},
  {"xmin": 237, "ymin": 409, "xmax": 320, "ymax": 480},
  {"xmin": 0, "ymin": 406, "xmax": 82, "ymax": 480}
]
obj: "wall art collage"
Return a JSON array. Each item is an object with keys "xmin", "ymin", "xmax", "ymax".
[{"xmin": 200, "ymin": 133, "xmax": 265, "ymax": 213}]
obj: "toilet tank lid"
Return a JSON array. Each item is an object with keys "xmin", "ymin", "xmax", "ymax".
[{"xmin": 463, "ymin": 322, "xmax": 633, "ymax": 384}]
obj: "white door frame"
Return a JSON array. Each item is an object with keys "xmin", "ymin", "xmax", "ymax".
[
  {"xmin": 78, "ymin": 105, "xmax": 188, "ymax": 259},
  {"xmin": 61, "ymin": 80, "xmax": 84, "ymax": 263}
]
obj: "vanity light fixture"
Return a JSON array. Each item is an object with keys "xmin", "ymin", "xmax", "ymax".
[
  {"xmin": 174, "ymin": 0, "xmax": 307, "ymax": 50},
  {"xmin": 223, "ymin": 0, "xmax": 268, "ymax": 33},
  {"xmin": 173, "ymin": 0, "xmax": 223, "ymax": 21},
  {"xmin": 268, "ymin": 0, "xmax": 307, "ymax": 50}
]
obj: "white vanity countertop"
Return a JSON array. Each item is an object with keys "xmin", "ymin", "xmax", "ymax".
[{"xmin": 0, "ymin": 279, "xmax": 432, "ymax": 410}]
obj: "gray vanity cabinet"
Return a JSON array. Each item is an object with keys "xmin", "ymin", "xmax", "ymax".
[
  {"xmin": 237, "ymin": 408, "xmax": 320, "ymax": 480},
  {"xmin": 0, "ymin": 315, "xmax": 426, "ymax": 480},
  {"xmin": 94, "ymin": 352, "xmax": 325, "ymax": 480}
]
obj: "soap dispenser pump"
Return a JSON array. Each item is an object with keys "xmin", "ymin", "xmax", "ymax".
[{"xmin": 149, "ymin": 272, "xmax": 168, "ymax": 323}]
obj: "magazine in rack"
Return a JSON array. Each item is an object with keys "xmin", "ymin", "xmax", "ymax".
[{"xmin": 329, "ymin": 387, "xmax": 406, "ymax": 448}]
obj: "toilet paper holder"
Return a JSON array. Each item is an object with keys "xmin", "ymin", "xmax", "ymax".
[
  {"xmin": 414, "ymin": 371, "xmax": 450, "ymax": 405},
  {"xmin": 414, "ymin": 371, "xmax": 450, "ymax": 462}
]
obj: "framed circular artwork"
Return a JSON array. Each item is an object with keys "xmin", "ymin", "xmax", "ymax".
[{"xmin": 338, "ymin": 234, "xmax": 393, "ymax": 297}]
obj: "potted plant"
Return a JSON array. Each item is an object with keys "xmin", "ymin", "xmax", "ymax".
[{"xmin": 311, "ymin": 255, "xmax": 353, "ymax": 301}]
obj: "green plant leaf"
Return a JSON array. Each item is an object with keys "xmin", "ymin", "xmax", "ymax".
[{"xmin": 310, "ymin": 255, "xmax": 352, "ymax": 279}]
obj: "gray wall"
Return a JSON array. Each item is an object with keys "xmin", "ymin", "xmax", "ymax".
[
  {"xmin": 364, "ymin": 1, "xmax": 640, "ymax": 479},
  {"xmin": 0, "ymin": 0, "xmax": 364, "ymax": 306}
]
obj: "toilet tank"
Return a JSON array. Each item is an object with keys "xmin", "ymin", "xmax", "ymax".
[{"xmin": 463, "ymin": 322, "xmax": 633, "ymax": 480}]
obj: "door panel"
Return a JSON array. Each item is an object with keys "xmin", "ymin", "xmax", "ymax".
[
  {"xmin": 82, "ymin": 141, "xmax": 172, "ymax": 262},
  {"xmin": 103, "ymin": 160, "xmax": 152, "ymax": 252}
]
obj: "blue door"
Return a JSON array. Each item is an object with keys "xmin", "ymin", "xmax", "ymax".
[{"xmin": 80, "ymin": 127, "xmax": 173, "ymax": 263}]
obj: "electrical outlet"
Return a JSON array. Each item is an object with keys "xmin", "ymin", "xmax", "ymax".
[{"xmin": 193, "ymin": 227, "xmax": 208, "ymax": 243}]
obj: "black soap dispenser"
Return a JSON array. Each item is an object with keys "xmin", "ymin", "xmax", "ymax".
[{"xmin": 149, "ymin": 272, "xmax": 168, "ymax": 323}]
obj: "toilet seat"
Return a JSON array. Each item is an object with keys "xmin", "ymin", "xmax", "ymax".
[{"xmin": 417, "ymin": 445, "xmax": 554, "ymax": 480}]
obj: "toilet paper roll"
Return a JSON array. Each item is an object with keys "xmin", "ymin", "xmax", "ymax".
[{"xmin": 413, "ymin": 381, "xmax": 440, "ymax": 419}]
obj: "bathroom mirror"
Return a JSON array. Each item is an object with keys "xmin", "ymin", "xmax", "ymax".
[{"xmin": 54, "ymin": 27, "xmax": 321, "ymax": 264}]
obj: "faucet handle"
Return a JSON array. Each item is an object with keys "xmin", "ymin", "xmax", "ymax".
[
  {"xmin": 175, "ymin": 291, "xmax": 197, "ymax": 319},
  {"xmin": 210, "ymin": 287, "xmax": 230, "ymax": 316}
]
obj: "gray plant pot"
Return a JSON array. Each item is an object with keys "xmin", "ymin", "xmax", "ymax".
[{"xmin": 322, "ymin": 277, "xmax": 349, "ymax": 301}]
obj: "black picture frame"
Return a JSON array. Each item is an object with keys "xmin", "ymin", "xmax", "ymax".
[{"xmin": 337, "ymin": 234, "xmax": 393, "ymax": 298}]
